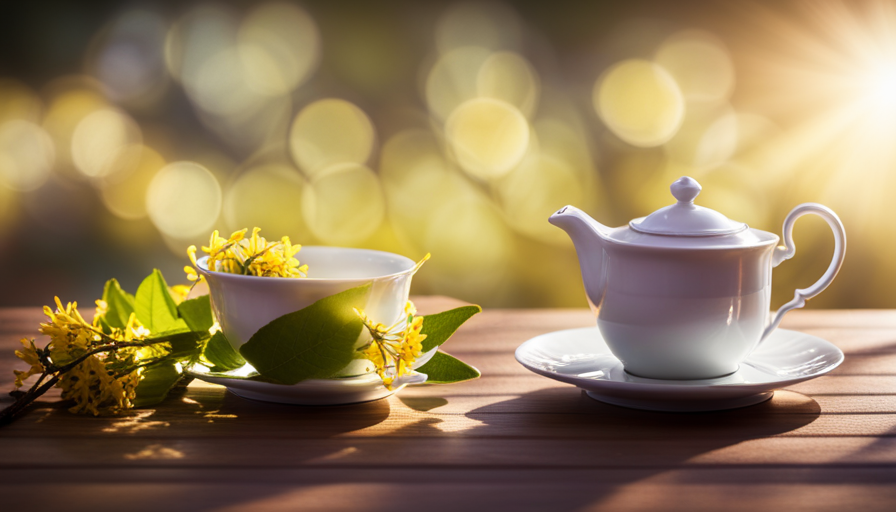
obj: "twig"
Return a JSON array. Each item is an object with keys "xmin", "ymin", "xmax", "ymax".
[{"xmin": 0, "ymin": 338, "xmax": 192, "ymax": 427}]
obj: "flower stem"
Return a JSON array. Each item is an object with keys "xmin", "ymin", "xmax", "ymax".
[
  {"xmin": 0, "ymin": 373, "xmax": 59, "ymax": 427},
  {"xmin": 0, "ymin": 339, "xmax": 176, "ymax": 427}
]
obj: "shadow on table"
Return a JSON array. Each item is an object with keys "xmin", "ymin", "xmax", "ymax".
[
  {"xmin": 1, "ymin": 382, "xmax": 393, "ymax": 441},
  {"xmin": 451, "ymin": 386, "xmax": 823, "ymax": 511},
  {"xmin": 1, "ymin": 385, "xmax": 824, "ymax": 512}
]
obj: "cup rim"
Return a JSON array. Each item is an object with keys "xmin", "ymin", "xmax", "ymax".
[{"xmin": 195, "ymin": 246, "xmax": 418, "ymax": 282}]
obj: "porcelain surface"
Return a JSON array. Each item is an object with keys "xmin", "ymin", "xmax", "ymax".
[
  {"xmin": 197, "ymin": 246, "xmax": 426, "ymax": 377},
  {"xmin": 187, "ymin": 364, "xmax": 428, "ymax": 405},
  {"xmin": 549, "ymin": 176, "xmax": 846, "ymax": 380},
  {"xmin": 515, "ymin": 326, "xmax": 843, "ymax": 412}
]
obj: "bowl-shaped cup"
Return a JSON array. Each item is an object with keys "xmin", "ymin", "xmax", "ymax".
[{"xmin": 197, "ymin": 246, "xmax": 422, "ymax": 377}]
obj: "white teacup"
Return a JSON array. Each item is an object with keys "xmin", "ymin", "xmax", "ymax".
[{"xmin": 197, "ymin": 246, "xmax": 421, "ymax": 377}]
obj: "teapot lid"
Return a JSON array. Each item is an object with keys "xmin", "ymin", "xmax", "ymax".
[{"xmin": 629, "ymin": 176, "xmax": 747, "ymax": 236}]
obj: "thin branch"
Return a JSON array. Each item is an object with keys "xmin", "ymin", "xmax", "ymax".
[{"xmin": 0, "ymin": 333, "xmax": 203, "ymax": 428}]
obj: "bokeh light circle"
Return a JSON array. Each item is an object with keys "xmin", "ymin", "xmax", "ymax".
[
  {"xmin": 425, "ymin": 46, "xmax": 492, "ymax": 122},
  {"xmin": 100, "ymin": 145, "xmax": 165, "ymax": 220},
  {"xmin": 289, "ymin": 99, "xmax": 375, "ymax": 176},
  {"xmin": 239, "ymin": 2, "xmax": 320, "ymax": 96},
  {"xmin": 41, "ymin": 83, "xmax": 109, "ymax": 171},
  {"xmin": 380, "ymin": 129, "xmax": 446, "ymax": 187},
  {"xmin": 188, "ymin": 47, "xmax": 266, "ymax": 118},
  {"xmin": 146, "ymin": 161, "xmax": 222, "ymax": 238},
  {"xmin": 655, "ymin": 30, "xmax": 735, "ymax": 104},
  {"xmin": 165, "ymin": 5, "xmax": 239, "ymax": 85},
  {"xmin": 380, "ymin": 129, "xmax": 443, "ymax": 182},
  {"xmin": 477, "ymin": 51, "xmax": 540, "ymax": 118},
  {"xmin": 497, "ymin": 153, "xmax": 583, "ymax": 244},
  {"xmin": 0, "ymin": 120, "xmax": 55, "ymax": 192},
  {"xmin": 71, "ymin": 108, "xmax": 142, "ymax": 179},
  {"xmin": 594, "ymin": 59, "xmax": 685, "ymax": 147},
  {"xmin": 224, "ymin": 163, "xmax": 307, "ymax": 237},
  {"xmin": 445, "ymin": 97, "xmax": 530, "ymax": 179},
  {"xmin": 301, "ymin": 163, "xmax": 384, "ymax": 244}
]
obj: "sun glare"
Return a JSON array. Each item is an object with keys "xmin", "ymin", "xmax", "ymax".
[
  {"xmin": 728, "ymin": 1, "xmax": 896, "ymax": 207},
  {"xmin": 865, "ymin": 63, "xmax": 896, "ymax": 111}
]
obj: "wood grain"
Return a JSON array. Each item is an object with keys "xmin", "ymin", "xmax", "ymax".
[{"xmin": 1, "ymin": 303, "xmax": 895, "ymax": 511}]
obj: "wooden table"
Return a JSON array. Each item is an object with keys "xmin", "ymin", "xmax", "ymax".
[{"xmin": 2, "ymin": 298, "xmax": 896, "ymax": 511}]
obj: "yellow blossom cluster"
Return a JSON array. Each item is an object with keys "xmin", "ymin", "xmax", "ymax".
[
  {"xmin": 355, "ymin": 301, "xmax": 427, "ymax": 390},
  {"xmin": 13, "ymin": 297, "xmax": 154, "ymax": 416},
  {"xmin": 186, "ymin": 227, "xmax": 308, "ymax": 281},
  {"xmin": 13, "ymin": 339, "xmax": 43, "ymax": 389}
]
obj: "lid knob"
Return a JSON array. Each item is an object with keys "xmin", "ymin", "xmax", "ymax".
[
  {"xmin": 671, "ymin": 176, "xmax": 701, "ymax": 204},
  {"xmin": 630, "ymin": 175, "xmax": 746, "ymax": 236}
]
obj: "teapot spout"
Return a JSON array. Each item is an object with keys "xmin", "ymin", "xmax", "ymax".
[{"xmin": 549, "ymin": 206, "xmax": 613, "ymax": 312}]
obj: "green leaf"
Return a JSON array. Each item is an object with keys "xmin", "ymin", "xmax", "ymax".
[
  {"xmin": 95, "ymin": 315, "xmax": 114, "ymax": 335},
  {"xmin": 204, "ymin": 331, "xmax": 246, "ymax": 371},
  {"xmin": 135, "ymin": 269, "xmax": 186, "ymax": 334},
  {"xmin": 416, "ymin": 351, "xmax": 480, "ymax": 384},
  {"xmin": 177, "ymin": 295, "xmax": 214, "ymax": 333},
  {"xmin": 133, "ymin": 362, "xmax": 183, "ymax": 408},
  {"xmin": 239, "ymin": 284, "xmax": 371, "ymax": 385},
  {"xmin": 101, "ymin": 278, "xmax": 135, "ymax": 330},
  {"xmin": 420, "ymin": 305, "xmax": 481, "ymax": 353}
]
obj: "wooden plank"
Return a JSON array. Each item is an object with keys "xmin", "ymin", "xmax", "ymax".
[
  {"xmin": 4, "ymin": 387, "xmax": 896, "ymax": 427},
  {"xmin": 1, "ymin": 468, "xmax": 895, "ymax": 512},
  {"xmin": 3, "ymin": 373, "xmax": 896, "ymax": 426},
  {"xmin": 4, "ymin": 436, "xmax": 896, "ymax": 469},
  {"xmin": 4, "ymin": 385, "xmax": 896, "ymax": 440},
  {"xmin": 2, "ymin": 305, "xmax": 896, "ymax": 512},
  {"xmin": 4, "ymin": 375, "xmax": 896, "ymax": 433},
  {"xmin": 779, "ymin": 309, "xmax": 896, "ymax": 329}
]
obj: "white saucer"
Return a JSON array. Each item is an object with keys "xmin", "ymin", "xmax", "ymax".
[
  {"xmin": 186, "ymin": 364, "xmax": 428, "ymax": 406},
  {"xmin": 515, "ymin": 327, "xmax": 843, "ymax": 412}
]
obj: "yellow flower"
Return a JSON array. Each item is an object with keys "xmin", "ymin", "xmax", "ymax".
[
  {"xmin": 19, "ymin": 298, "xmax": 156, "ymax": 415},
  {"xmin": 123, "ymin": 312, "xmax": 152, "ymax": 341},
  {"xmin": 58, "ymin": 354, "xmax": 140, "ymax": 416},
  {"xmin": 40, "ymin": 297, "xmax": 104, "ymax": 366},
  {"xmin": 356, "ymin": 301, "xmax": 427, "ymax": 390},
  {"xmin": 13, "ymin": 338, "xmax": 44, "ymax": 388},
  {"xmin": 188, "ymin": 227, "xmax": 309, "ymax": 279},
  {"xmin": 184, "ymin": 245, "xmax": 204, "ymax": 283},
  {"xmin": 169, "ymin": 284, "xmax": 191, "ymax": 304},
  {"xmin": 94, "ymin": 299, "xmax": 109, "ymax": 321},
  {"xmin": 56, "ymin": 310, "xmax": 151, "ymax": 415}
]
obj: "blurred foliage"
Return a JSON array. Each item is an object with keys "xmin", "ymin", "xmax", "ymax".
[{"xmin": 0, "ymin": 0, "xmax": 893, "ymax": 309}]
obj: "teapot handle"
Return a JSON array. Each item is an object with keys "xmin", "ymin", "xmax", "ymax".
[{"xmin": 759, "ymin": 203, "xmax": 846, "ymax": 344}]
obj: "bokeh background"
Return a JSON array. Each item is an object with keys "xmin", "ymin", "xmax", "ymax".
[{"xmin": 0, "ymin": 0, "xmax": 893, "ymax": 309}]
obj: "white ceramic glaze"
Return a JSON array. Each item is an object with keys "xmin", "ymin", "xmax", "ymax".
[
  {"xmin": 515, "ymin": 327, "xmax": 844, "ymax": 412},
  {"xmin": 186, "ymin": 364, "xmax": 428, "ymax": 405},
  {"xmin": 196, "ymin": 246, "xmax": 434, "ymax": 377},
  {"xmin": 630, "ymin": 176, "xmax": 747, "ymax": 236},
  {"xmin": 550, "ymin": 176, "xmax": 846, "ymax": 380}
]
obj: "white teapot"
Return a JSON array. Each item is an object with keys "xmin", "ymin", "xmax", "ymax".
[{"xmin": 550, "ymin": 176, "xmax": 846, "ymax": 380}]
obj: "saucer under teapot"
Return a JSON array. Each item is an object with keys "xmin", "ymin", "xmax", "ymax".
[{"xmin": 515, "ymin": 326, "xmax": 843, "ymax": 412}]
